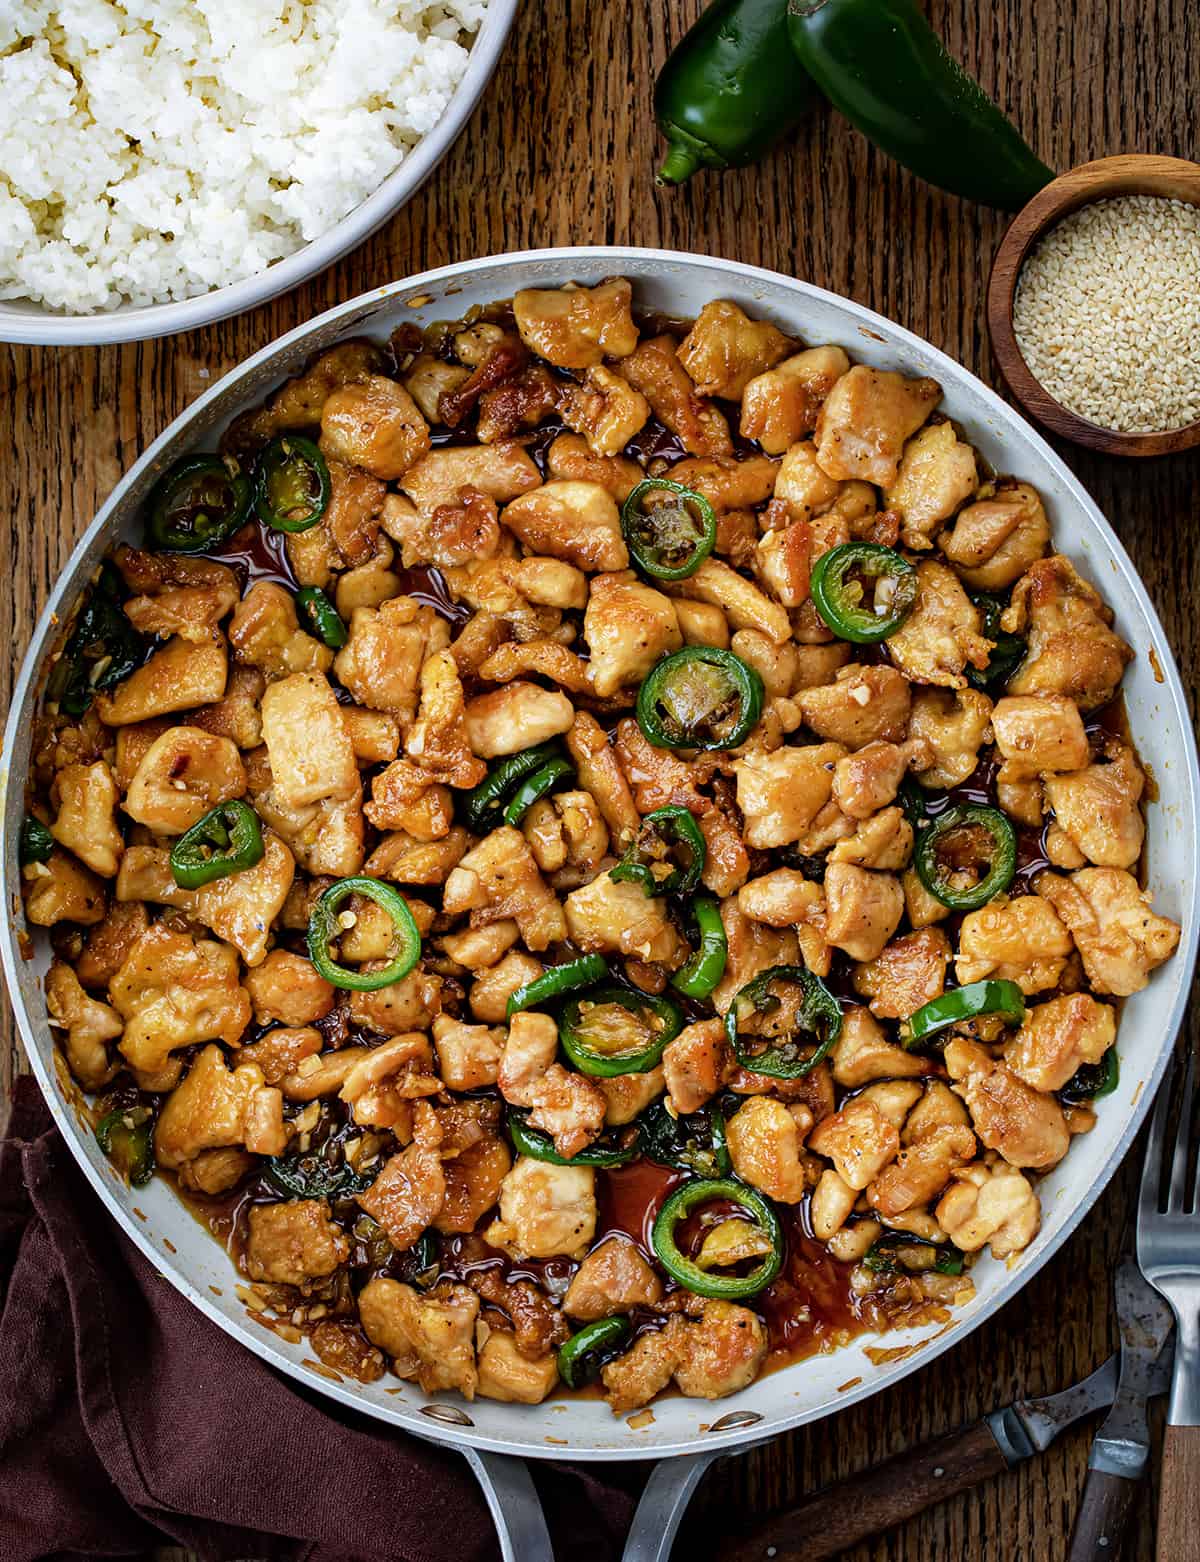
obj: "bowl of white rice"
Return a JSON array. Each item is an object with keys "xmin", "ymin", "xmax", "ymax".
[{"xmin": 0, "ymin": 0, "xmax": 517, "ymax": 346}]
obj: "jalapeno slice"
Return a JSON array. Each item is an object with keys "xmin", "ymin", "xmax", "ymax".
[
  {"xmin": 901, "ymin": 978, "xmax": 1026, "ymax": 1050},
  {"xmin": 465, "ymin": 741, "xmax": 565, "ymax": 832},
  {"xmin": 557, "ymin": 1315, "xmax": 632, "ymax": 1389},
  {"xmin": 967, "ymin": 594, "xmax": 1026, "ymax": 691},
  {"xmin": 1059, "ymin": 1048, "xmax": 1120, "ymax": 1106},
  {"xmin": 506, "ymin": 954, "xmax": 609, "ymax": 1018},
  {"xmin": 295, "ymin": 586, "xmax": 348, "ymax": 648},
  {"xmin": 48, "ymin": 560, "xmax": 149, "ymax": 717},
  {"xmin": 670, "ymin": 895, "xmax": 728, "ymax": 1000},
  {"xmin": 503, "ymin": 756, "xmax": 574, "ymax": 826},
  {"xmin": 95, "ymin": 1104, "xmax": 155, "ymax": 1188},
  {"xmin": 863, "ymin": 1232, "xmax": 965, "ymax": 1276},
  {"xmin": 725, "ymin": 964, "xmax": 843, "ymax": 1079},
  {"xmin": 914, "ymin": 804, "xmax": 1017, "ymax": 910},
  {"xmin": 506, "ymin": 1108, "xmax": 640, "ymax": 1167},
  {"xmin": 19, "ymin": 816, "xmax": 54, "ymax": 867},
  {"xmin": 637, "ymin": 647, "xmax": 764, "ymax": 752},
  {"xmin": 620, "ymin": 477, "xmax": 718, "ymax": 581},
  {"xmin": 146, "ymin": 454, "xmax": 252, "ymax": 553},
  {"xmin": 611, "ymin": 805, "xmax": 706, "ymax": 898},
  {"xmin": 307, "ymin": 877, "xmax": 422, "ymax": 992},
  {"xmin": 559, "ymin": 985, "xmax": 684, "ymax": 1077},
  {"xmin": 169, "ymin": 800, "xmax": 265, "ymax": 890},
  {"xmin": 254, "ymin": 435, "xmax": 331, "ymax": 533},
  {"xmin": 266, "ymin": 1147, "xmax": 374, "ymax": 1200},
  {"xmin": 652, "ymin": 1177, "xmax": 784, "ymax": 1300},
  {"xmin": 640, "ymin": 1100, "xmax": 731, "ymax": 1178},
  {"xmin": 810, "ymin": 542, "xmax": 918, "ymax": 643}
]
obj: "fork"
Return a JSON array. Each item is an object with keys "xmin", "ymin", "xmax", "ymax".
[{"xmin": 1138, "ymin": 1049, "xmax": 1200, "ymax": 1561}]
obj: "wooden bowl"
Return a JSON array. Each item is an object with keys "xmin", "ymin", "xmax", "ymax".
[{"xmin": 987, "ymin": 154, "xmax": 1200, "ymax": 457}]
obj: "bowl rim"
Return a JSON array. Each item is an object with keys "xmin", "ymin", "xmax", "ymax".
[
  {"xmin": 0, "ymin": 0, "xmax": 520, "ymax": 347},
  {"xmin": 3, "ymin": 245, "xmax": 1198, "ymax": 1462}
]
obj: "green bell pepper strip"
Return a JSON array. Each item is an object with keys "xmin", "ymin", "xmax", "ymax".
[
  {"xmin": 670, "ymin": 895, "xmax": 728, "ymax": 999},
  {"xmin": 810, "ymin": 542, "xmax": 918, "ymax": 643},
  {"xmin": 640, "ymin": 1100, "xmax": 731, "ymax": 1178},
  {"xmin": 464, "ymin": 741, "xmax": 565, "ymax": 832},
  {"xmin": 146, "ymin": 454, "xmax": 252, "ymax": 553},
  {"xmin": 863, "ymin": 1231, "xmax": 965, "ymax": 1276},
  {"xmin": 914, "ymin": 804, "xmax": 1017, "ymax": 911},
  {"xmin": 901, "ymin": 978, "xmax": 1026, "ymax": 1050},
  {"xmin": 637, "ymin": 647, "xmax": 764, "ymax": 752},
  {"xmin": 307, "ymin": 877, "xmax": 422, "ymax": 992},
  {"xmin": 19, "ymin": 816, "xmax": 54, "ymax": 867},
  {"xmin": 557, "ymin": 1316, "xmax": 632, "ymax": 1389},
  {"xmin": 266, "ymin": 1146, "xmax": 374, "ymax": 1200},
  {"xmin": 967, "ymin": 594, "xmax": 1026, "ymax": 691},
  {"xmin": 724, "ymin": 964, "xmax": 843, "ymax": 1079},
  {"xmin": 506, "ymin": 954, "xmax": 609, "ymax": 1018},
  {"xmin": 169, "ymin": 801, "xmax": 265, "ymax": 890},
  {"xmin": 620, "ymin": 478, "xmax": 717, "ymax": 580},
  {"xmin": 503, "ymin": 756, "xmax": 574, "ymax": 826},
  {"xmin": 506, "ymin": 1109, "xmax": 640, "ymax": 1168},
  {"xmin": 295, "ymin": 586, "xmax": 348, "ymax": 649},
  {"xmin": 253, "ymin": 435, "xmax": 331, "ymax": 533},
  {"xmin": 655, "ymin": 0, "xmax": 821, "ymax": 184},
  {"xmin": 49, "ymin": 560, "xmax": 149, "ymax": 718},
  {"xmin": 652, "ymin": 1177, "xmax": 784, "ymax": 1300},
  {"xmin": 786, "ymin": 0, "xmax": 1055, "ymax": 211},
  {"xmin": 611, "ymin": 805, "xmax": 706, "ymax": 898},
  {"xmin": 96, "ymin": 1104, "xmax": 155, "ymax": 1188},
  {"xmin": 559, "ymin": 985, "xmax": 685, "ymax": 1078},
  {"xmin": 1059, "ymin": 1048, "xmax": 1120, "ymax": 1107}
]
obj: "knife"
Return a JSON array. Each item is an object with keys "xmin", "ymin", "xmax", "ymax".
[
  {"xmin": 1066, "ymin": 1254, "xmax": 1176, "ymax": 1561},
  {"xmin": 716, "ymin": 1346, "xmax": 1174, "ymax": 1562}
]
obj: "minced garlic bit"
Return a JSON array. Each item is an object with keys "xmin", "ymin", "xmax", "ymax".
[{"xmin": 1012, "ymin": 195, "xmax": 1200, "ymax": 434}]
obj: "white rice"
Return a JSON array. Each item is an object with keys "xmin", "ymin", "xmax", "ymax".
[{"xmin": 0, "ymin": 0, "xmax": 488, "ymax": 313}]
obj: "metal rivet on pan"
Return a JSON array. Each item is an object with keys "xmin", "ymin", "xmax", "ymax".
[
  {"xmin": 707, "ymin": 1411, "xmax": 763, "ymax": 1432},
  {"xmin": 420, "ymin": 1404, "xmax": 475, "ymax": 1427}
]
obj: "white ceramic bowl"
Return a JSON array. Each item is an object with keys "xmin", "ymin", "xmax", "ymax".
[
  {"xmin": 0, "ymin": 2, "xmax": 518, "ymax": 348},
  {"xmin": 3, "ymin": 249, "xmax": 1197, "ymax": 1464}
]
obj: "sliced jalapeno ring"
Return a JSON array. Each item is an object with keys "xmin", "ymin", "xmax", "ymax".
[
  {"xmin": 651, "ymin": 1177, "xmax": 784, "ymax": 1300},
  {"xmin": 863, "ymin": 1231, "xmax": 965, "ymax": 1276},
  {"xmin": 810, "ymin": 542, "xmax": 918, "ymax": 643},
  {"xmin": 611, "ymin": 804, "xmax": 706, "ymax": 897},
  {"xmin": 640, "ymin": 1099, "xmax": 731, "ymax": 1178},
  {"xmin": 557, "ymin": 1315, "xmax": 632, "ymax": 1389},
  {"xmin": 146, "ymin": 454, "xmax": 251, "ymax": 553},
  {"xmin": 503, "ymin": 756, "xmax": 574, "ymax": 826},
  {"xmin": 506, "ymin": 1108, "xmax": 639, "ymax": 1167},
  {"xmin": 506, "ymin": 954, "xmax": 609, "ymax": 1018},
  {"xmin": 307, "ymin": 876, "xmax": 422, "ymax": 992},
  {"xmin": 914, "ymin": 803, "xmax": 1017, "ymax": 910},
  {"xmin": 637, "ymin": 646, "xmax": 764, "ymax": 752},
  {"xmin": 621, "ymin": 477, "xmax": 718, "ymax": 581},
  {"xmin": 1059, "ymin": 1048, "xmax": 1120, "ymax": 1107},
  {"xmin": 670, "ymin": 895, "xmax": 728, "ymax": 999},
  {"xmin": 465, "ymin": 741, "xmax": 565, "ymax": 832},
  {"xmin": 559, "ymin": 985, "xmax": 684, "ymax": 1077},
  {"xmin": 967, "ymin": 594, "xmax": 1026, "ymax": 691},
  {"xmin": 901, "ymin": 978, "xmax": 1026, "ymax": 1050},
  {"xmin": 254, "ymin": 434, "xmax": 331, "ymax": 533},
  {"xmin": 725, "ymin": 963, "xmax": 843, "ymax": 1079},
  {"xmin": 295, "ymin": 585, "xmax": 348, "ymax": 648},
  {"xmin": 19, "ymin": 816, "xmax": 54, "ymax": 867},
  {"xmin": 169, "ymin": 800, "xmax": 264, "ymax": 890},
  {"xmin": 95, "ymin": 1104, "xmax": 155, "ymax": 1188}
]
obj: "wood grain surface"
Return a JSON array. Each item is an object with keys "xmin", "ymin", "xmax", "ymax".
[{"xmin": 1, "ymin": 1, "xmax": 1197, "ymax": 1559}]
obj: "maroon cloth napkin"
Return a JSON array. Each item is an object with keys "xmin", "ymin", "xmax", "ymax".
[{"xmin": 0, "ymin": 1077, "xmax": 641, "ymax": 1562}]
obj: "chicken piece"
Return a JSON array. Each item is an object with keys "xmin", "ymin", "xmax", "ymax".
[
  {"xmin": 346, "ymin": 967, "xmax": 443, "ymax": 1040},
  {"xmin": 443, "ymin": 827, "xmax": 567, "ymax": 951},
  {"xmin": 853, "ymin": 928, "xmax": 951, "ymax": 1020},
  {"xmin": 1004, "ymin": 992, "xmax": 1116, "ymax": 1093},
  {"xmin": 754, "ymin": 514, "xmax": 813, "ymax": 609},
  {"xmin": 113, "ymin": 845, "xmax": 193, "ymax": 909},
  {"xmin": 356, "ymin": 1100, "xmax": 445, "ymax": 1250},
  {"xmin": 228, "ymin": 581, "xmax": 333, "ymax": 679},
  {"xmin": 237, "ymin": 1026, "xmax": 323, "ymax": 1085},
  {"xmin": 559, "ymin": 714, "xmax": 637, "ymax": 851},
  {"xmin": 94, "ymin": 635, "xmax": 226, "ymax": 725},
  {"xmin": 667, "ymin": 455, "xmax": 779, "ymax": 515},
  {"xmin": 475, "ymin": 1334, "xmax": 558, "ymax": 1405},
  {"xmin": 402, "ymin": 352, "xmax": 470, "ymax": 422},
  {"xmin": 542, "ymin": 433, "xmax": 641, "ymax": 504},
  {"xmin": 175, "ymin": 1148, "xmax": 257, "ymax": 1197},
  {"xmin": 823, "ymin": 863, "xmax": 904, "ymax": 963},
  {"xmin": 333, "ymin": 597, "xmax": 443, "ymax": 720},
  {"xmin": 697, "ymin": 800, "xmax": 751, "ymax": 898},
  {"xmin": 339, "ymin": 1033, "xmax": 441, "ymax": 1127},
  {"xmin": 228, "ymin": 340, "xmax": 378, "ymax": 441},
  {"xmin": 990, "ymin": 694, "xmax": 1089, "ymax": 782},
  {"xmin": 251, "ymin": 779, "xmax": 365, "ymax": 880},
  {"xmin": 866, "ymin": 1124, "xmax": 977, "ymax": 1218},
  {"xmin": 512, "ymin": 278, "xmax": 638, "ymax": 368},
  {"xmin": 580, "ymin": 571, "xmax": 681, "ymax": 697},
  {"xmin": 525, "ymin": 789, "xmax": 610, "ymax": 887},
  {"xmin": 944, "ymin": 1038, "xmax": 1069, "ymax": 1170},
  {"xmin": 602, "ymin": 1319, "xmax": 686, "ymax": 1412},
  {"xmin": 154, "ymin": 1044, "xmax": 285, "ymax": 1170},
  {"xmin": 797, "ymin": 665, "xmax": 912, "ymax": 749},
  {"xmin": 814, "ymin": 366, "xmax": 941, "ymax": 486},
  {"xmin": 333, "ymin": 544, "xmax": 402, "ymax": 621},
  {"xmin": 318, "ymin": 375, "xmax": 429, "ymax": 481},
  {"xmin": 940, "ymin": 483, "xmax": 1050, "ymax": 591},
  {"xmin": 830, "ymin": 1004, "xmax": 928, "ymax": 1086},
  {"xmin": 907, "ymin": 687, "xmax": 994, "ymax": 790},
  {"xmin": 937, "ymin": 1159, "xmax": 1041, "ymax": 1259},
  {"xmin": 956, "ymin": 895, "xmax": 1074, "ymax": 995},
  {"xmin": 476, "ymin": 641, "xmax": 593, "ymax": 706},
  {"xmin": 258, "ymin": 672, "xmax": 358, "ymax": 813},
  {"xmin": 1003, "ymin": 556, "xmax": 1133, "ymax": 711},
  {"xmin": 363, "ymin": 762, "xmax": 456, "ymax": 838},
  {"xmin": 660, "ymin": 1018, "xmax": 728, "ymax": 1115},
  {"xmin": 359, "ymin": 1277, "xmax": 480, "ymax": 1399},
  {"xmin": 321, "ymin": 459, "xmax": 388, "ymax": 568},
  {"xmin": 190, "ymin": 667, "xmax": 266, "ymax": 750},
  {"xmin": 191, "ymin": 829, "xmax": 294, "ymax": 966},
  {"xmin": 558, "ymin": 363, "xmax": 650, "ymax": 456},
  {"xmin": 668, "ymin": 598, "xmax": 728, "ymax": 651},
  {"xmin": 1043, "ymin": 739, "xmax": 1145, "ymax": 869},
  {"xmin": 516, "ymin": 1057, "xmax": 606, "ymax": 1160},
  {"xmin": 500, "ymin": 480, "xmax": 628, "ymax": 572},
  {"xmin": 726, "ymin": 1096, "xmax": 810, "ymax": 1203},
  {"xmin": 732, "ymin": 742, "xmax": 846, "ymax": 849},
  {"xmin": 486, "ymin": 1157, "xmax": 596, "ymax": 1260},
  {"xmin": 74, "ymin": 901, "xmax": 149, "ymax": 989},
  {"xmin": 882, "ymin": 421, "xmax": 978, "ymax": 549},
  {"xmin": 49, "ymin": 761, "xmax": 122, "ymax": 878},
  {"xmin": 513, "ymin": 557, "xmax": 589, "ymax": 612},
  {"xmin": 432, "ymin": 1015, "xmax": 506, "ymax": 1092},
  {"xmin": 115, "ymin": 547, "xmax": 240, "ymax": 639},
  {"xmin": 773, "ymin": 439, "xmax": 843, "ymax": 520},
  {"xmin": 737, "ymin": 868, "xmax": 822, "ymax": 927},
  {"xmin": 381, "ymin": 487, "xmax": 500, "ymax": 573},
  {"xmin": 674, "ymin": 298, "xmax": 791, "ymax": 398},
  {"xmin": 46, "ymin": 961, "xmax": 121, "ymax": 1089},
  {"xmin": 1035, "ymin": 868, "xmax": 1181, "ymax": 997},
  {"xmin": 476, "ymin": 363, "xmax": 563, "ymax": 445},
  {"xmin": 469, "ymin": 951, "xmax": 544, "ymax": 1024},
  {"xmin": 674, "ymin": 556, "xmax": 791, "ymax": 644},
  {"xmin": 563, "ymin": 1237, "xmax": 664, "ymax": 1321},
  {"xmin": 463, "ymin": 682, "xmax": 574, "ymax": 759},
  {"xmin": 436, "ymin": 1133, "xmax": 513, "ymax": 1235},
  {"xmin": 671, "ymin": 1300, "xmax": 768, "ymax": 1402},
  {"xmin": 613, "ymin": 717, "xmax": 713, "ymax": 817},
  {"xmin": 791, "ymin": 643, "xmax": 853, "ymax": 694},
  {"xmin": 564, "ymin": 869, "xmax": 684, "ymax": 965},
  {"xmin": 401, "ymin": 442, "xmax": 542, "ymax": 516},
  {"xmin": 400, "ymin": 650, "xmax": 487, "ymax": 790},
  {"xmin": 439, "ymin": 920, "xmax": 521, "ymax": 971},
  {"xmin": 596, "ymin": 1067, "xmax": 666, "ymax": 1126},
  {"xmin": 244, "ymin": 1200, "xmax": 350, "ymax": 1287},
  {"xmin": 808, "ymin": 1097, "xmax": 900, "ymax": 1190},
  {"xmin": 832, "ymin": 741, "xmax": 908, "ymax": 819},
  {"xmin": 111, "ymin": 926, "xmax": 251, "ymax": 1075},
  {"xmin": 123, "ymin": 729, "xmax": 245, "ymax": 837},
  {"xmin": 710, "ymin": 899, "xmax": 801, "ymax": 1016},
  {"xmin": 806, "ymin": 1166, "xmax": 857, "ymax": 1240},
  {"xmin": 739, "ymin": 346, "xmax": 850, "ymax": 455},
  {"xmin": 887, "ymin": 561, "xmax": 990, "ymax": 689},
  {"xmin": 341, "ymin": 708, "xmax": 402, "ymax": 767}
]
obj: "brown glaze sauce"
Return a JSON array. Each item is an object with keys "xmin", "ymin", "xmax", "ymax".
[{"xmin": 202, "ymin": 521, "xmax": 297, "ymax": 592}]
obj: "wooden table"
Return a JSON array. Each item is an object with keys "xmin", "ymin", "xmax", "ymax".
[{"xmin": 1, "ymin": 1, "xmax": 1196, "ymax": 1557}]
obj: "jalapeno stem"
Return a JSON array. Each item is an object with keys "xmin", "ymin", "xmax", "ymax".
[
  {"xmin": 651, "ymin": 1177, "xmax": 783, "ymax": 1299},
  {"xmin": 307, "ymin": 877, "xmax": 422, "ymax": 992}
]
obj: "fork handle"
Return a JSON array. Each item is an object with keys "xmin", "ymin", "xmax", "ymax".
[
  {"xmin": 1157, "ymin": 1426, "xmax": 1200, "ymax": 1562},
  {"xmin": 1067, "ymin": 1469, "xmax": 1139, "ymax": 1561}
]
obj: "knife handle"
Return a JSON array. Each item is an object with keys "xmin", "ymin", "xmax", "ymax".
[
  {"xmin": 715, "ymin": 1419, "xmax": 1009, "ymax": 1562},
  {"xmin": 1067, "ymin": 1469, "xmax": 1139, "ymax": 1562},
  {"xmin": 1156, "ymin": 1426, "xmax": 1200, "ymax": 1562}
]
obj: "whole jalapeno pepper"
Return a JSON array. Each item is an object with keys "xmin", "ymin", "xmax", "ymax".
[
  {"xmin": 611, "ymin": 805, "xmax": 706, "ymax": 898},
  {"xmin": 670, "ymin": 895, "xmax": 728, "ymax": 999},
  {"xmin": 146, "ymin": 454, "xmax": 251, "ymax": 553},
  {"xmin": 810, "ymin": 542, "xmax": 918, "ymax": 643},
  {"xmin": 637, "ymin": 647, "xmax": 764, "ymax": 752},
  {"xmin": 557, "ymin": 1316, "xmax": 632, "ymax": 1388},
  {"xmin": 914, "ymin": 803, "xmax": 1017, "ymax": 910},
  {"xmin": 295, "ymin": 586, "xmax": 348, "ymax": 649},
  {"xmin": 307, "ymin": 876, "xmax": 422, "ymax": 992},
  {"xmin": 901, "ymin": 978, "xmax": 1026, "ymax": 1050},
  {"xmin": 620, "ymin": 478, "xmax": 717, "ymax": 580},
  {"xmin": 169, "ymin": 800, "xmax": 264, "ymax": 890},
  {"xmin": 559, "ymin": 985, "xmax": 684, "ymax": 1078},
  {"xmin": 254, "ymin": 435, "xmax": 331, "ymax": 533},
  {"xmin": 651, "ymin": 1177, "xmax": 784, "ymax": 1299},
  {"xmin": 724, "ymin": 963, "xmax": 843, "ymax": 1078}
]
